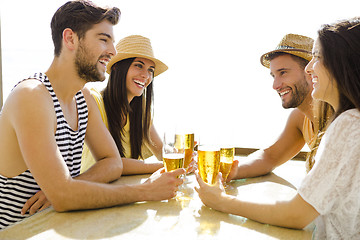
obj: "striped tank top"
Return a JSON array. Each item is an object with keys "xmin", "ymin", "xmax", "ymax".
[{"xmin": 0, "ymin": 72, "xmax": 88, "ymax": 230}]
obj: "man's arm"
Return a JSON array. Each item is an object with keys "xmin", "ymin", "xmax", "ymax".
[
  {"xmin": 79, "ymin": 87, "xmax": 123, "ymax": 182},
  {"xmin": 84, "ymin": 88, "xmax": 163, "ymax": 176},
  {"xmin": 12, "ymin": 83, "xmax": 183, "ymax": 213},
  {"xmin": 22, "ymin": 88, "xmax": 162, "ymax": 214},
  {"xmin": 229, "ymin": 109, "xmax": 306, "ymax": 180}
]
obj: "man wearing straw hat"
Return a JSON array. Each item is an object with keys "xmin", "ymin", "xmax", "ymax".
[
  {"xmin": 0, "ymin": 0, "xmax": 183, "ymax": 230},
  {"xmin": 228, "ymin": 34, "xmax": 333, "ymax": 180}
]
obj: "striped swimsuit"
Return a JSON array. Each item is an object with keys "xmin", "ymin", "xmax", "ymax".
[{"xmin": 0, "ymin": 73, "xmax": 88, "ymax": 230}]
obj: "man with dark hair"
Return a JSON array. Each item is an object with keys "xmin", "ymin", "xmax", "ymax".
[
  {"xmin": 228, "ymin": 34, "xmax": 333, "ymax": 180},
  {"xmin": 0, "ymin": 0, "xmax": 183, "ymax": 230}
]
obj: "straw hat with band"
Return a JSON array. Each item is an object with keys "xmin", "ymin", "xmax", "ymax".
[
  {"xmin": 260, "ymin": 34, "xmax": 314, "ymax": 68},
  {"xmin": 106, "ymin": 35, "xmax": 168, "ymax": 77}
]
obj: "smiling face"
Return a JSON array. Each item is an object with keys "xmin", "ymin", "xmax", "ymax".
[
  {"xmin": 305, "ymin": 38, "xmax": 339, "ymax": 110},
  {"xmin": 126, "ymin": 57, "xmax": 155, "ymax": 102},
  {"xmin": 75, "ymin": 20, "xmax": 116, "ymax": 82},
  {"xmin": 270, "ymin": 54, "xmax": 313, "ymax": 109}
]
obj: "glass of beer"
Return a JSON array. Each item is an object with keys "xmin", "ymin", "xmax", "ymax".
[
  {"xmin": 219, "ymin": 147, "xmax": 235, "ymax": 185},
  {"xmin": 163, "ymin": 132, "xmax": 185, "ymax": 173},
  {"xmin": 197, "ymin": 145, "xmax": 220, "ymax": 185},
  {"xmin": 163, "ymin": 131, "xmax": 185, "ymax": 198},
  {"xmin": 177, "ymin": 133, "xmax": 194, "ymax": 171}
]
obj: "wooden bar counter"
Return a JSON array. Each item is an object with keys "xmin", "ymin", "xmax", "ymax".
[{"xmin": 0, "ymin": 159, "xmax": 314, "ymax": 239}]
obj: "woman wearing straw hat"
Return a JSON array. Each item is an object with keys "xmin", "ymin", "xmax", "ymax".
[
  {"xmin": 195, "ymin": 17, "xmax": 360, "ymax": 238},
  {"xmin": 81, "ymin": 35, "xmax": 167, "ymax": 174}
]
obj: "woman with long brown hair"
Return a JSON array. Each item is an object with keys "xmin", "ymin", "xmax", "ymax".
[
  {"xmin": 195, "ymin": 17, "xmax": 360, "ymax": 239},
  {"xmin": 81, "ymin": 35, "xmax": 167, "ymax": 174}
]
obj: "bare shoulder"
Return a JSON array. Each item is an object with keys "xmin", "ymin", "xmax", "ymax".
[
  {"xmin": 81, "ymin": 86, "xmax": 99, "ymax": 114},
  {"xmin": 261, "ymin": 109, "xmax": 307, "ymax": 166},
  {"xmin": 8, "ymin": 79, "xmax": 51, "ymax": 101},
  {"xmin": 287, "ymin": 109, "xmax": 306, "ymax": 131},
  {"xmin": 3, "ymin": 79, "xmax": 55, "ymax": 126},
  {"xmin": 81, "ymin": 85, "xmax": 92, "ymax": 97},
  {"xmin": 0, "ymin": 79, "xmax": 56, "ymax": 176}
]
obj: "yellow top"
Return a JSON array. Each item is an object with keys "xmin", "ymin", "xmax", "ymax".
[
  {"xmin": 81, "ymin": 88, "xmax": 153, "ymax": 173},
  {"xmin": 302, "ymin": 115, "xmax": 316, "ymax": 172},
  {"xmin": 302, "ymin": 115, "xmax": 316, "ymax": 149}
]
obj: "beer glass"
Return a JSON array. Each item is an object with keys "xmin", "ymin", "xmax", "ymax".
[
  {"xmin": 163, "ymin": 131, "xmax": 185, "ymax": 198},
  {"xmin": 219, "ymin": 147, "xmax": 235, "ymax": 183},
  {"xmin": 184, "ymin": 133, "xmax": 195, "ymax": 170},
  {"xmin": 163, "ymin": 132, "xmax": 185, "ymax": 173},
  {"xmin": 197, "ymin": 145, "xmax": 220, "ymax": 185}
]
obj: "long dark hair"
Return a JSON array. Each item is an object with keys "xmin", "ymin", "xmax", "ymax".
[
  {"xmin": 318, "ymin": 17, "xmax": 360, "ymax": 116},
  {"xmin": 306, "ymin": 17, "xmax": 360, "ymax": 171},
  {"xmin": 306, "ymin": 100, "xmax": 334, "ymax": 171},
  {"xmin": 102, "ymin": 58, "xmax": 153, "ymax": 159}
]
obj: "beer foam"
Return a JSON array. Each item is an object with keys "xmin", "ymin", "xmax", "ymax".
[{"xmin": 198, "ymin": 145, "xmax": 220, "ymax": 152}]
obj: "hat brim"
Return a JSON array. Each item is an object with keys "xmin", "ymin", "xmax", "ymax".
[
  {"xmin": 260, "ymin": 49, "xmax": 312, "ymax": 68},
  {"xmin": 106, "ymin": 53, "xmax": 168, "ymax": 77}
]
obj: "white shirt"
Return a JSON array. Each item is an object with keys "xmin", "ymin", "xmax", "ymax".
[{"xmin": 298, "ymin": 109, "xmax": 360, "ymax": 239}]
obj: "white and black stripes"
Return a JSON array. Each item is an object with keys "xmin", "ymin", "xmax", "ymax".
[
  {"xmin": 0, "ymin": 73, "xmax": 88, "ymax": 230},
  {"xmin": 0, "ymin": 171, "xmax": 40, "ymax": 228}
]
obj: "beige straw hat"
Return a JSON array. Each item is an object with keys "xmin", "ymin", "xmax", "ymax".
[
  {"xmin": 106, "ymin": 35, "xmax": 168, "ymax": 76},
  {"xmin": 260, "ymin": 34, "xmax": 314, "ymax": 68}
]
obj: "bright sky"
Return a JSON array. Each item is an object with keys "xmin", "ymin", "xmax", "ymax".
[{"xmin": 1, "ymin": 0, "xmax": 359, "ymax": 148}]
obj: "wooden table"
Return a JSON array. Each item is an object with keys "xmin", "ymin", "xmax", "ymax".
[{"xmin": 0, "ymin": 159, "xmax": 314, "ymax": 239}]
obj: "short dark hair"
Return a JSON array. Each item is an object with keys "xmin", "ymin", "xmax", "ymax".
[
  {"xmin": 51, "ymin": 0, "xmax": 120, "ymax": 56},
  {"xmin": 265, "ymin": 52, "xmax": 309, "ymax": 69}
]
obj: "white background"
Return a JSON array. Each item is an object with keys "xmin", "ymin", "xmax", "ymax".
[{"xmin": 1, "ymin": 0, "xmax": 359, "ymax": 149}]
